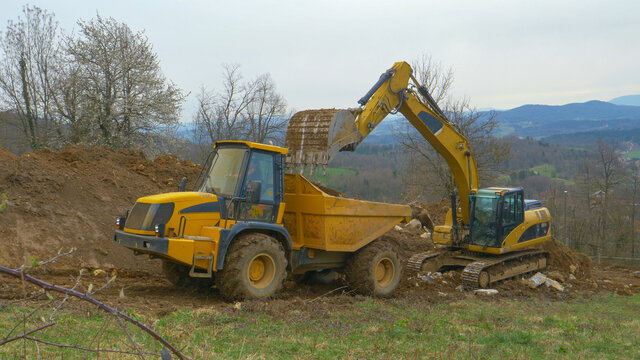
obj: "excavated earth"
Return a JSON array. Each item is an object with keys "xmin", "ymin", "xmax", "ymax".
[{"xmin": 0, "ymin": 146, "xmax": 639, "ymax": 315}]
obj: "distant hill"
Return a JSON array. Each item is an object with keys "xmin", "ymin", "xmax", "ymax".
[
  {"xmin": 488, "ymin": 100, "xmax": 640, "ymax": 138},
  {"xmin": 610, "ymin": 95, "xmax": 640, "ymax": 107},
  {"xmin": 542, "ymin": 127, "xmax": 640, "ymax": 150}
]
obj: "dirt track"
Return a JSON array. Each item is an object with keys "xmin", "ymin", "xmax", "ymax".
[{"xmin": 1, "ymin": 146, "xmax": 639, "ymax": 314}]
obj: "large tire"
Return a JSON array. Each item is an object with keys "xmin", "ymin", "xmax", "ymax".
[
  {"xmin": 162, "ymin": 261, "xmax": 214, "ymax": 289},
  {"xmin": 216, "ymin": 233, "xmax": 287, "ymax": 300},
  {"xmin": 345, "ymin": 240, "xmax": 402, "ymax": 298}
]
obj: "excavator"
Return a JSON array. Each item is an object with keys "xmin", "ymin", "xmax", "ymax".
[{"xmin": 285, "ymin": 61, "xmax": 552, "ymax": 288}]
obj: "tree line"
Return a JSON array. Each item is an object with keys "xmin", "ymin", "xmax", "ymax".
[{"xmin": 0, "ymin": 6, "xmax": 289, "ymax": 156}]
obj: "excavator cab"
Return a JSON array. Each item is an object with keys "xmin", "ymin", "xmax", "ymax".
[{"xmin": 469, "ymin": 188, "xmax": 524, "ymax": 249}]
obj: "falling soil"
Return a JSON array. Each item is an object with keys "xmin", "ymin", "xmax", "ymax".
[{"xmin": 1, "ymin": 146, "xmax": 639, "ymax": 315}]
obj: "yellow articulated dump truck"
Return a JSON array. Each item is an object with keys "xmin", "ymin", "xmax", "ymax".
[{"xmin": 114, "ymin": 140, "xmax": 411, "ymax": 300}]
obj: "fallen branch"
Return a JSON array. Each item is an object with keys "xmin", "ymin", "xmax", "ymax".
[
  {"xmin": 306, "ymin": 286, "xmax": 348, "ymax": 303},
  {"xmin": 0, "ymin": 265, "xmax": 189, "ymax": 360},
  {"xmin": 0, "ymin": 322, "xmax": 55, "ymax": 346},
  {"xmin": 23, "ymin": 336, "xmax": 158, "ymax": 356}
]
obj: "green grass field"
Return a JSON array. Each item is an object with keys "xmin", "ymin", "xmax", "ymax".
[
  {"xmin": 1, "ymin": 294, "xmax": 638, "ymax": 359},
  {"xmin": 303, "ymin": 167, "xmax": 356, "ymax": 185},
  {"xmin": 530, "ymin": 164, "xmax": 574, "ymax": 185},
  {"xmin": 624, "ymin": 150, "xmax": 640, "ymax": 159}
]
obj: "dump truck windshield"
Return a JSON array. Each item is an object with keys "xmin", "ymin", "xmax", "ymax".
[{"xmin": 199, "ymin": 147, "xmax": 247, "ymax": 197}]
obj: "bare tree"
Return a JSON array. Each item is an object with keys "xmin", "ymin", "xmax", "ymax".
[
  {"xmin": 194, "ymin": 65, "xmax": 289, "ymax": 151},
  {"xmin": 399, "ymin": 55, "xmax": 510, "ymax": 202},
  {"xmin": 245, "ymin": 73, "xmax": 288, "ymax": 144},
  {"xmin": 0, "ymin": 5, "xmax": 61, "ymax": 149},
  {"xmin": 64, "ymin": 14, "xmax": 185, "ymax": 147},
  {"xmin": 594, "ymin": 139, "xmax": 623, "ymax": 251}
]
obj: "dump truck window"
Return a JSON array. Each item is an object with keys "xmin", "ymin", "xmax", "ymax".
[
  {"xmin": 199, "ymin": 148, "xmax": 247, "ymax": 197},
  {"xmin": 236, "ymin": 151, "xmax": 276, "ymax": 222}
]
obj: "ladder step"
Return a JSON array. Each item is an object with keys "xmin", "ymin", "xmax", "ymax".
[{"xmin": 189, "ymin": 253, "xmax": 214, "ymax": 278}]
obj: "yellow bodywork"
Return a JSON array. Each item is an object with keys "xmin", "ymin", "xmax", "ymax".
[
  {"xmin": 216, "ymin": 140, "xmax": 288, "ymax": 154},
  {"xmin": 433, "ymin": 207, "xmax": 551, "ymax": 254},
  {"xmin": 119, "ymin": 141, "xmax": 412, "ymax": 273},
  {"xmin": 283, "ymin": 174, "xmax": 411, "ymax": 252}
]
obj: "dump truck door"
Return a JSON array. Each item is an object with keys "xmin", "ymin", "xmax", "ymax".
[{"xmin": 231, "ymin": 149, "xmax": 282, "ymax": 223}]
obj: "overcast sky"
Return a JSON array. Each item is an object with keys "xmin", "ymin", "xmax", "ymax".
[{"xmin": 2, "ymin": 0, "xmax": 639, "ymax": 119}]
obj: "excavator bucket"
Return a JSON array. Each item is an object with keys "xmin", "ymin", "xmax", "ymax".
[{"xmin": 285, "ymin": 109, "xmax": 363, "ymax": 174}]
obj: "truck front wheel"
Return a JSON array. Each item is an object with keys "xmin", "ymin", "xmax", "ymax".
[
  {"xmin": 216, "ymin": 233, "xmax": 287, "ymax": 300},
  {"xmin": 345, "ymin": 240, "xmax": 402, "ymax": 298}
]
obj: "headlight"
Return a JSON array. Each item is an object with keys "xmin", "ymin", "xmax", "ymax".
[
  {"xmin": 115, "ymin": 216, "xmax": 126, "ymax": 229},
  {"xmin": 155, "ymin": 223, "xmax": 165, "ymax": 238}
]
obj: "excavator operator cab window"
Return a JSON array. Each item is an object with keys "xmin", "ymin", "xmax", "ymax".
[
  {"xmin": 470, "ymin": 194, "xmax": 500, "ymax": 247},
  {"xmin": 499, "ymin": 191, "xmax": 524, "ymax": 243}
]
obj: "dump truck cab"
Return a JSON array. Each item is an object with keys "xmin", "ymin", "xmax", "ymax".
[
  {"xmin": 195, "ymin": 140, "xmax": 287, "ymax": 225},
  {"xmin": 114, "ymin": 140, "xmax": 411, "ymax": 300}
]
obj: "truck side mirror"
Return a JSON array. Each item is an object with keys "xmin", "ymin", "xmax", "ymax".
[
  {"xmin": 178, "ymin": 177, "xmax": 187, "ymax": 192},
  {"xmin": 246, "ymin": 180, "xmax": 262, "ymax": 203}
]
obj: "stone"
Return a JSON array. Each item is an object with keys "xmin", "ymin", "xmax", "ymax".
[
  {"xmin": 547, "ymin": 271, "xmax": 566, "ymax": 283},
  {"xmin": 474, "ymin": 289, "xmax": 499, "ymax": 296},
  {"xmin": 406, "ymin": 219, "xmax": 422, "ymax": 230},
  {"xmin": 527, "ymin": 272, "xmax": 547, "ymax": 288},
  {"xmin": 545, "ymin": 278, "xmax": 564, "ymax": 292},
  {"xmin": 92, "ymin": 269, "xmax": 106, "ymax": 277},
  {"xmin": 569, "ymin": 274, "xmax": 576, "ymax": 281}
]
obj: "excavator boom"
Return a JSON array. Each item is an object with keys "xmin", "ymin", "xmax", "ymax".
[{"xmin": 286, "ymin": 61, "xmax": 478, "ymax": 224}]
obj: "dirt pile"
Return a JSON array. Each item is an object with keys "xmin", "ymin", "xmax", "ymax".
[
  {"xmin": 0, "ymin": 146, "xmax": 201, "ymax": 271},
  {"xmin": 536, "ymin": 237, "xmax": 593, "ymax": 279}
]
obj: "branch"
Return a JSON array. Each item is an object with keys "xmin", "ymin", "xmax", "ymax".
[
  {"xmin": 0, "ymin": 265, "xmax": 189, "ymax": 360},
  {"xmin": 0, "ymin": 322, "xmax": 55, "ymax": 346},
  {"xmin": 23, "ymin": 336, "xmax": 158, "ymax": 356}
]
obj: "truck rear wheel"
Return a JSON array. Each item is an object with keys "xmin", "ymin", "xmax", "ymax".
[
  {"xmin": 216, "ymin": 233, "xmax": 287, "ymax": 300},
  {"xmin": 345, "ymin": 240, "xmax": 402, "ymax": 298}
]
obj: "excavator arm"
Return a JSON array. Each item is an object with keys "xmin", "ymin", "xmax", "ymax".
[
  {"xmin": 285, "ymin": 61, "xmax": 478, "ymax": 225},
  {"xmin": 351, "ymin": 61, "xmax": 479, "ymax": 225}
]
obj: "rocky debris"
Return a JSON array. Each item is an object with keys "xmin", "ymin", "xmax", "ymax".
[
  {"xmin": 545, "ymin": 278, "xmax": 565, "ymax": 292},
  {"xmin": 526, "ymin": 272, "xmax": 564, "ymax": 292},
  {"xmin": 405, "ymin": 219, "xmax": 422, "ymax": 230},
  {"xmin": 474, "ymin": 289, "xmax": 499, "ymax": 296},
  {"xmin": 92, "ymin": 269, "xmax": 107, "ymax": 277},
  {"xmin": 547, "ymin": 271, "xmax": 567, "ymax": 283},
  {"xmin": 527, "ymin": 272, "xmax": 548, "ymax": 288}
]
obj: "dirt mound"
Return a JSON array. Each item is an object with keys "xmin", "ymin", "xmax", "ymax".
[
  {"xmin": 0, "ymin": 146, "xmax": 201, "ymax": 271},
  {"xmin": 0, "ymin": 146, "xmax": 17, "ymax": 160},
  {"xmin": 537, "ymin": 237, "xmax": 592, "ymax": 279}
]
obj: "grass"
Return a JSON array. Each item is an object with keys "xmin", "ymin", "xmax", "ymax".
[
  {"xmin": 623, "ymin": 150, "xmax": 640, "ymax": 159},
  {"xmin": 303, "ymin": 167, "xmax": 356, "ymax": 185},
  {"xmin": 530, "ymin": 164, "xmax": 574, "ymax": 185},
  {"xmin": 1, "ymin": 294, "xmax": 639, "ymax": 359}
]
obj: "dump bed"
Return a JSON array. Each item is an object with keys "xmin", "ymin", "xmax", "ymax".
[{"xmin": 283, "ymin": 174, "xmax": 411, "ymax": 252}]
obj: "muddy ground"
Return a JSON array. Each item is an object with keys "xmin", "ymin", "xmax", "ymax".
[{"xmin": 1, "ymin": 146, "xmax": 639, "ymax": 315}]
